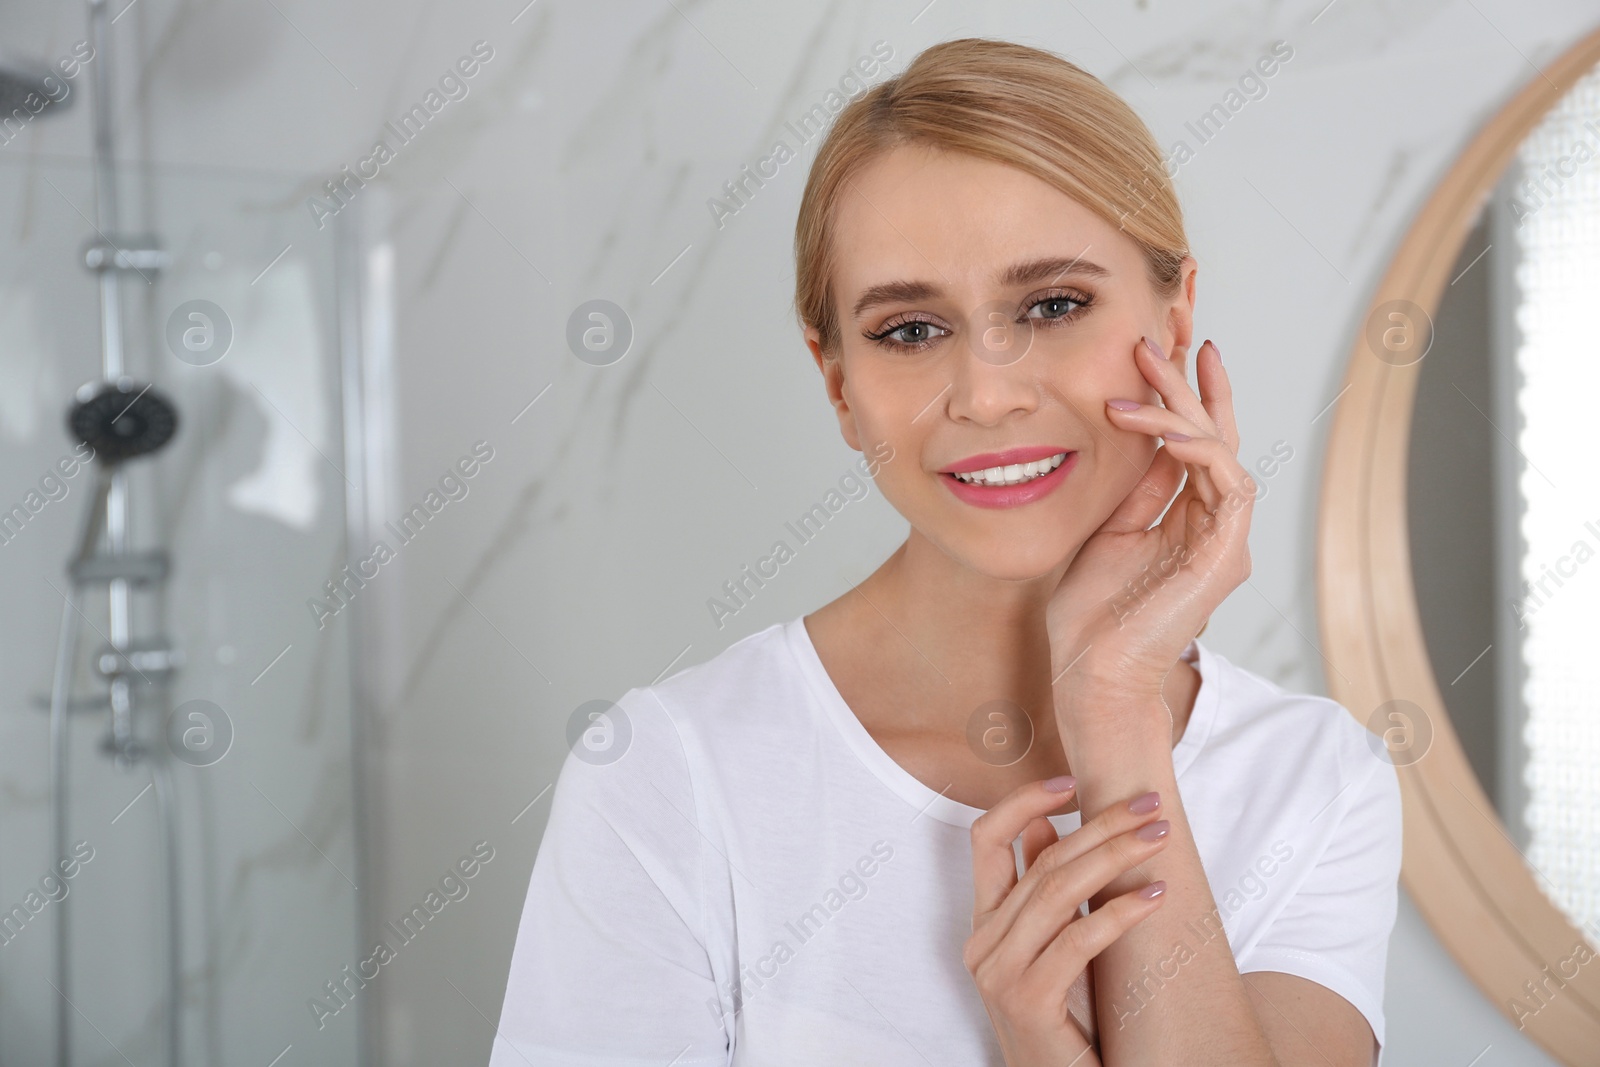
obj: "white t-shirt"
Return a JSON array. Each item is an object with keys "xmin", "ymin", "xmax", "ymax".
[{"xmin": 490, "ymin": 615, "xmax": 1402, "ymax": 1066}]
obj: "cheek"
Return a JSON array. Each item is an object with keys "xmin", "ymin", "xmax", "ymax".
[
  {"xmin": 1045, "ymin": 352, "xmax": 1160, "ymax": 491},
  {"xmin": 1047, "ymin": 347, "xmax": 1151, "ymax": 422},
  {"xmin": 843, "ymin": 357, "xmax": 932, "ymax": 442}
]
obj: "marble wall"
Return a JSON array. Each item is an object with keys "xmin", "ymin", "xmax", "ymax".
[{"xmin": 1, "ymin": 0, "xmax": 1595, "ymax": 1064}]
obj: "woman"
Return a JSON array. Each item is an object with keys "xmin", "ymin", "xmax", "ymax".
[{"xmin": 491, "ymin": 37, "xmax": 1401, "ymax": 1067}]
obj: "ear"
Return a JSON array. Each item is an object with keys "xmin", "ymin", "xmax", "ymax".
[
  {"xmin": 1162, "ymin": 255, "xmax": 1199, "ymax": 372},
  {"xmin": 806, "ymin": 325, "xmax": 862, "ymax": 453}
]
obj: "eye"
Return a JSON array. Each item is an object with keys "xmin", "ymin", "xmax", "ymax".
[
  {"xmin": 864, "ymin": 316, "xmax": 952, "ymax": 352},
  {"xmin": 1024, "ymin": 289, "xmax": 1093, "ymax": 324}
]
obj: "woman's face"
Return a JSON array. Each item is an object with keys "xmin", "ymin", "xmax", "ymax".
[{"xmin": 808, "ymin": 143, "xmax": 1198, "ymax": 582}]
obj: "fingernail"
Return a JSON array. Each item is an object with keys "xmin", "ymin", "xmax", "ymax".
[
  {"xmin": 1138, "ymin": 879, "xmax": 1167, "ymax": 900},
  {"xmin": 1107, "ymin": 398, "xmax": 1140, "ymax": 410},
  {"xmin": 1142, "ymin": 336, "xmax": 1168, "ymax": 360},
  {"xmin": 1136, "ymin": 819, "xmax": 1171, "ymax": 841},
  {"xmin": 1206, "ymin": 339, "xmax": 1221, "ymax": 364},
  {"xmin": 1128, "ymin": 790, "xmax": 1160, "ymax": 814},
  {"xmin": 1163, "ymin": 431, "xmax": 1192, "ymax": 442},
  {"xmin": 1043, "ymin": 774, "xmax": 1076, "ymax": 793}
]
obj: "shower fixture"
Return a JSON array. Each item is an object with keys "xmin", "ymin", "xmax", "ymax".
[
  {"xmin": 68, "ymin": 378, "xmax": 179, "ymax": 461},
  {"xmin": 57, "ymin": 377, "xmax": 182, "ymax": 759},
  {"xmin": 42, "ymin": 2, "xmax": 184, "ymax": 1066}
]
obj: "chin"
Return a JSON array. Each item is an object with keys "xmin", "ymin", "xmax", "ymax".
[{"xmin": 950, "ymin": 534, "xmax": 1073, "ymax": 583}]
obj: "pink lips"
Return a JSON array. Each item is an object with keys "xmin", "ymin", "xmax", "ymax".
[
  {"xmin": 940, "ymin": 445, "xmax": 1071, "ymax": 474},
  {"xmin": 940, "ymin": 450, "xmax": 1077, "ymax": 510}
]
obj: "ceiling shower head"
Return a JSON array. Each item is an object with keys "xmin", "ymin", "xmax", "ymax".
[{"xmin": 69, "ymin": 379, "xmax": 179, "ymax": 462}]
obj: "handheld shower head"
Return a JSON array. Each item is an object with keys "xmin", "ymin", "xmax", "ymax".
[
  {"xmin": 68, "ymin": 378, "xmax": 179, "ymax": 462},
  {"xmin": 0, "ymin": 51, "xmax": 74, "ymax": 119}
]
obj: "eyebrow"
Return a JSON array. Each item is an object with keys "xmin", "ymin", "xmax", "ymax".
[{"xmin": 850, "ymin": 255, "xmax": 1113, "ymax": 319}]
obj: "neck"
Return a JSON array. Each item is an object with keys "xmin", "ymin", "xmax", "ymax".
[
  {"xmin": 831, "ymin": 529, "xmax": 1194, "ymax": 749},
  {"xmin": 871, "ymin": 530, "xmax": 1073, "ymax": 675}
]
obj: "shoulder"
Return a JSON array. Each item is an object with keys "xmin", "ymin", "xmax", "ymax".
[
  {"xmin": 650, "ymin": 618, "xmax": 794, "ymax": 703},
  {"xmin": 544, "ymin": 619, "xmax": 810, "ymax": 861},
  {"xmin": 1199, "ymin": 642, "xmax": 1385, "ymax": 771},
  {"xmin": 642, "ymin": 618, "xmax": 802, "ymax": 731},
  {"xmin": 1192, "ymin": 641, "xmax": 1401, "ymax": 837},
  {"xmin": 586, "ymin": 618, "xmax": 808, "ymax": 773}
]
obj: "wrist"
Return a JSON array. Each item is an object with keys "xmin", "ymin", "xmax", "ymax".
[
  {"xmin": 1054, "ymin": 680, "xmax": 1169, "ymax": 735},
  {"xmin": 1053, "ymin": 688, "xmax": 1174, "ymax": 788},
  {"xmin": 1070, "ymin": 752, "xmax": 1180, "ymax": 829},
  {"xmin": 1051, "ymin": 650, "xmax": 1168, "ymax": 705}
]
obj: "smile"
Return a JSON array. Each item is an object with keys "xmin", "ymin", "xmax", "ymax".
[
  {"xmin": 940, "ymin": 451, "xmax": 1077, "ymax": 509},
  {"xmin": 949, "ymin": 451, "xmax": 1069, "ymax": 486}
]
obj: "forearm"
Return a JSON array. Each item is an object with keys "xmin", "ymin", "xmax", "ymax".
[{"xmin": 1060, "ymin": 695, "xmax": 1278, "ymax": 1067}]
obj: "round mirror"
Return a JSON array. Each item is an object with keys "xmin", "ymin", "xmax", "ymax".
[{"xmin": 1319, "ymin": 24, "xmax": 1600, "ymax": 1065}]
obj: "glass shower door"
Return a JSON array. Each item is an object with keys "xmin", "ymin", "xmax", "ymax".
[{"xmin": 0, "ymin": 157, "xmax": 368, "ymax": 1067}]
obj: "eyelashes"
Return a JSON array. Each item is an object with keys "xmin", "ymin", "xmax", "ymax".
[
  {"xmin": 863, "ymin": 288, "xmax": 1096, "ymax": 353},
  {"xmin": 865, "ymin": 317, "xmax": 950, "ymax": 350}
]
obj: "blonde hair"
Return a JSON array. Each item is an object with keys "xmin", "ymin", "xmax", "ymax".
[{"xmin": 793, "ymin": 37, "xmax": 1189, "ymax": 356}]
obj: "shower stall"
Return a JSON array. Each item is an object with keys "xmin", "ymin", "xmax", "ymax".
[{"xmin": 0, "ymin": 2, "xmax": 381, "ymax": 1064}]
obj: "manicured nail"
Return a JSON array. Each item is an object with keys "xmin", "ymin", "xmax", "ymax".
[
  {"xmin": 1142, "ymin": 336, "xmax": 1168, "ymax": 360},
  {"xmin": 1206, "ymin": 339, "xmax": 1221, "ymax": 363},
  {"xmin": 1043, "ymin": 774, "xmax": 1076, "ymax": 793},
  {"xmin": 1107, "ymin": 398, "xmax": 1140, "ymax": 411},
  {"xmin": 1138, "ymin": 879, "xmax": 1167, "ymax": 900},
  {"xmin": 1163, "ymin": 431, "xmax": 1192, "ymax": 442},
  {"xmin": 1128, "ymin": 790, "xmax": 1160, "ymax": 814},
  {"xmin": 1136, "ymin": 819, "xmax": 1171, "ymax": 841}
]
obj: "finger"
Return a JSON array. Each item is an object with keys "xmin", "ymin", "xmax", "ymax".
[
  {"xmin": 1195, "ymin": 341, "xmax": 1238, "ymax": 454},
  {"xmin": 1158, "ymin": 494, "xmax": 1251, "ymax": 594},
  {"xmin": 1157, "ymin": 429, "xmax": 1259, "ymax": 519},
  {"xmin": 1104, "ymin": 403, "xmax": 1220, "ymax": 510},
  {"xmin": 1183, "ymin": 351, "xmax": 1238, "ymax": 524},
  {"xmin": 971, "ymin": 778, "xmax": 1078, "ymax": 920},
  {"xmin": 1019, "ymin": 815, "xmax": 1061, "ymax": 873},
  {"xmin": 989, "ymin": 820, "xmax": 1172, "ymax": 977},
  {"xmin": 1185, "ymin": 459, "xmax": 1220, "ymax": 519},
  {"xmin": 1154, "ymin": 434, "xmax": 1256, "ymax": 528},
  {"xmin": 970, "ymin": 792, "xmax": 1166, "ymax": 956},
  {"xmin": 1096, "ymin": 441, "xmax": 1185, "ymax": 535},
  {"xmin": 1135, "ymin": 340, "xmax": 1225, "ymax": 506},
  {"xmin": 1138, "ymin": 336, "xmax": 1218, "ymax": 438},
  {"xmin": 1027, "ymin": 880, "xmax": 1167, "ymax": 986},
  {"xmin": 1135, "ymin": 336, "xmax": 1230, "ymax": 507},
  {"xmin": 1036, "ymin": 790, "xmax": 1165, "ymax": 872}
]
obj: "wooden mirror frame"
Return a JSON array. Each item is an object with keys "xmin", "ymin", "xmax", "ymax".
[{"xmin": 1316, "ymin": 23, "xmax": 1600, "ymax": 1063}]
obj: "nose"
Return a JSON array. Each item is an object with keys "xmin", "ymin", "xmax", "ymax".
[{"xmin": 944, "ymin": 307, "xmax": 1040, "ymax": 425}]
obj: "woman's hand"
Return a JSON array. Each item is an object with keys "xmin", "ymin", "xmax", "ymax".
[
  {"xmin": 1046, "ymin": 336, "xmax": 1253, "ymax": 706},
  {"xmin": 965, "ymin": 777, "xmax": 1171, "ymax": 1067}
]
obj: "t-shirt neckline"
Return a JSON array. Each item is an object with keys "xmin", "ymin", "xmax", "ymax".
[{"xmin": 784, "ymin": 614, "xmax": 1220, "ymax": 829}]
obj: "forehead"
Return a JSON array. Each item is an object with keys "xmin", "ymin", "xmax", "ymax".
[{"xmin": 829, "ymin": 143, "xmax": 1139, "ymax": 306}]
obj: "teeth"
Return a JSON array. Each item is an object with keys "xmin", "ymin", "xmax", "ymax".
[{"xmin": 952, "ymin": 452, "xmax": 1067, "ymax": 486}]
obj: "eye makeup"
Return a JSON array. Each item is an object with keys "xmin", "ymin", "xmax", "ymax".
[{"xmin": 861, "ymin": 287, "xmax": 1096, "ymax": 354}]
